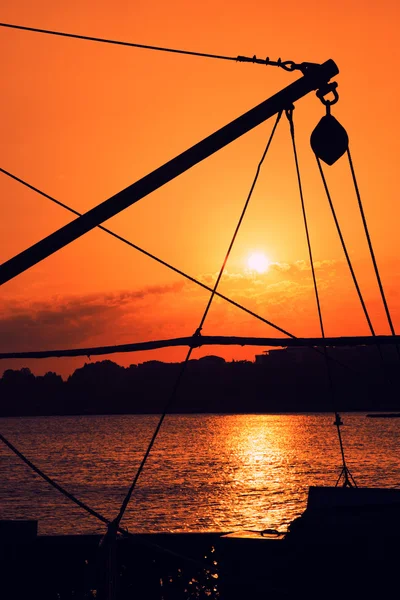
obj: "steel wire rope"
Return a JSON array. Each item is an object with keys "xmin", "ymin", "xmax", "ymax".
[
  {"xmin": 0, "ymin": 431, "xmax": 109, "ymax": 524},
  {"xmin": 0, "ymin": 22, "xmax": 240, "ymax": 61},
  {"xmin": 347, "ymin": 148, "xmax": 399, "ymax": 355},
  {"xmin": 285, "ymin": 107, "xmax": 356, "ymax": 487},
  {"xmin": 0, "ymin": 22, "xmax": 312, "ymax": 73},
  {"xmin": 315, "ymin": 155, "xmax": 391, "ymax": 382},
  {"xmin": 315, "ymin": 156, "xmax": 376, "ymax": 335},
  {"xmin": 108, "ymin": 111, "xmax": 283, "ymax": 534},
  {"xmin": 0, "ymin": 432, "xmax": 226, "ymax": 575}
]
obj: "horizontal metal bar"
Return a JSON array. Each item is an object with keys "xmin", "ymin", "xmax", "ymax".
[{"xmin": 1, "ymin": 334, "xmax": 398, "ymax": 360}]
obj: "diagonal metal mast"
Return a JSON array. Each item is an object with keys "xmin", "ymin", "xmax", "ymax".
[{"xmin": 0, "ymin": 60, "xmax": 338, "ymax": 286}]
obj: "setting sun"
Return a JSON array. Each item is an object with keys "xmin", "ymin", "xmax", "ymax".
[{"xmin": 247, "ymin": 252, "xmax": 270, "ymax": 274}]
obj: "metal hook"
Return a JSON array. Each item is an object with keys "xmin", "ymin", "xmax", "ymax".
[{"xmin": 316, "ymin": 81, "xmax": 339, "ymax": 107}]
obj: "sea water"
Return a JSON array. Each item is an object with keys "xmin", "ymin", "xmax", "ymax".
[{"xmin": 1, "ymin": 413, "xmax": 399, "ymax": 535}]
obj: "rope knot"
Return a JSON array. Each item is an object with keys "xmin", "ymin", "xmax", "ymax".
[
  {"xmin": 99, "ymin": 519, "xmax": 119, "ymax": 548},
  {"xmin": 191, "ymin": 328, "xmax": 203, "ymax": 348}
]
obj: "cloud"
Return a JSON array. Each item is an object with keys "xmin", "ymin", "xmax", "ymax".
[
  {"xmin": 189, "ymin": 261, "xmax": 341, "ymax": 311},
  {"xmin": 3, "ymin": 256, "xmax": 396, "ymax": 358},
  {"xmin": 181, "ymin": 258, "xmax": 363, "ymax": 338},
  {"xmin": 0, "ymin": 256, "xmax": 333, "ymax": 356},
  {"xmin": 268, "ymin": 259, "xmax": 339, "ymax": 273},
  {"xmin": 0, "ymin": 281, "xmax": 186, "ymax": 352},
  {"xmin": 196, "ymin": 260, "xmax": 340, "ymax": 285}
]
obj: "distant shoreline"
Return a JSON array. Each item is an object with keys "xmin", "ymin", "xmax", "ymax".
[
  {"xmin": 1, "ymin": 410, "xmax": 375, "ymax": 418},
  {"xmin": 1, "ymin": 347, "xmax": 399, "ymax": 417}
]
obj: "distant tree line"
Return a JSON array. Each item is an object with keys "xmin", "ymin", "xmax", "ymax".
[{"xmin": 0, "ymin": 346, "xmax": 399, "ymax": 417}]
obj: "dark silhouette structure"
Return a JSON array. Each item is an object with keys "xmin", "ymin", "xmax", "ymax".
[
  {"xmin": 2, "ymin": 22, "xmax": 399, "ymax": 598},
  {"xmin": 1, "ymin": 345, "xmax": 399, "ymax": 417}
]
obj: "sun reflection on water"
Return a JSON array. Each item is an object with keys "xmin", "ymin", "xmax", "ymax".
[{"xmin": 1, "ymin": 413, "xmax": 399, "ymax": 535}]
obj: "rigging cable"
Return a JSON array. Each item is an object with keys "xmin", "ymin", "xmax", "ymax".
[
  {"xmin": 285, "ymin": 107, "xmax": 356, "ymax": 487},
  {"xmin": 108, "ymin": 111, "xmax": 283, "ymax": 534},
  {"xmin": 315, "ymin": 154, "xmax": 391, "ymax": 383},
  {"xmin": 0, "ymin": 431, "xmax": 223, "ymax": 573},
  {"xmin": 0, "ymin": 431, "xmax": 109, "ymax": 525},
  {"xmin": 0, "ymin": 168, "xmax": 292, "ymax": 339},
  {"xmin": 315, "ymin": 156, "xmax": 376, "ymax": 335},
  {"xmin": 0, "ymin": 22, "xmax": 313, "ymax": 73},
  {"xmin": 347, "ymin": 148, "xmax": 399, "ymax": 355}
]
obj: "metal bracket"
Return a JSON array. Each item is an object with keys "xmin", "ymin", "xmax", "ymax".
[{"xmin": 316, "ymin": 81, "xmax": 339, "ymax": 111}]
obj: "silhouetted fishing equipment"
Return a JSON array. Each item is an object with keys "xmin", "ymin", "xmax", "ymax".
[
  {"xmin": 0, "ymin": 22, "xmax": 317, "ymax": 74},
  {"xmin": 286, "ymin": 104, "xmax": 356, "ymax": 486},
  {"xmin": 311, "ymin": 87, "xmax": 399, "ymax": 377},
  {"xmin": 311, "ymin": 82, "xmax": 349, "ymax": 165},
  {"xmin": 347, "ymin": 148, "xmax": 399, "ymax": 356},
  {"xmin": 1, "ymin": 21, "xmax": 400, "ymax": 599}
]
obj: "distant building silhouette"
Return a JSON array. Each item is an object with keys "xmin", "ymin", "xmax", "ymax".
[{"xmin": 0, "ymin": 347, "xmax": 398, "ymax": 416}]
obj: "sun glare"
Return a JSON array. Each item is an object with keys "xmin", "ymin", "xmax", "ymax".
[{"xmin": 247, "ymin": 252, "xmax": 269, "ymax": 274}]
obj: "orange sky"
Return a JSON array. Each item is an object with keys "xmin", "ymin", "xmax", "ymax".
[{"xmin": 0, "ymin": 1, "xmax": 399, "ymax": 377}]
